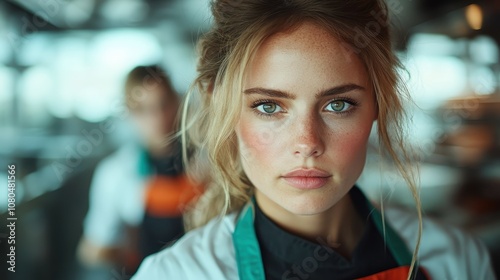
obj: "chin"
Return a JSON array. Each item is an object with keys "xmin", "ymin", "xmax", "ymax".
[{"xmin": 277, "ymin": 192, "xmax": 339, "ymax": 216}]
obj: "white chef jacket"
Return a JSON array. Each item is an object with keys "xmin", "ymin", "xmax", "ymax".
[
  {"xmin": 133, "ymin": 198, "xmax": 495, "ymax": 280},
  {"xmin": 83, "ymin": 144, "xmax": 147, "ymax": 246}
]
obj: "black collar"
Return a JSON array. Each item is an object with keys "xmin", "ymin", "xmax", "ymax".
[{"xmin": 253, "ymin": 186, "xmax": 400, "ymax": 279}]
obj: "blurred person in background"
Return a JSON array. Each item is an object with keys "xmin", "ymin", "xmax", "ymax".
[{"xmin": 77, "ymin": 65, "xmax": 201, "ymax": 274}]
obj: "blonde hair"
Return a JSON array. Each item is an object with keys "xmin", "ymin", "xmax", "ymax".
[{"xmin": 181, "ymin": 0, "xmax": 422, "ymax": 278}]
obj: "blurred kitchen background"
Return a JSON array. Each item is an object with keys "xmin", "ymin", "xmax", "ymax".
[{"xmin": 0, "ymin": 0, "xmax": 499, "ymax": 279}]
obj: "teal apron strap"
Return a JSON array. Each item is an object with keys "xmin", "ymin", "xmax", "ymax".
[
  {"xmin": 137, "ymin": 147, "xmax": 153, "ymax": 177},
  {"xmin": 366, "ymin": 199, "xmax": 413, "ymax": 267},
  {"xmin": 232, "ymin": 199, "xmax": 266, "ymax": 280}
]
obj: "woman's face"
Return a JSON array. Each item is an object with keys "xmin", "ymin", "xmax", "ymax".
[{"xmin": 235, "ymin": 22, "xmax": 377, "ymax": 215}]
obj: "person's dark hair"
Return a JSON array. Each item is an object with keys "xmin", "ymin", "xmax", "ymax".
[{"xmin": 124, "ymin": 65, "xmax": 177, "ymax": 108}]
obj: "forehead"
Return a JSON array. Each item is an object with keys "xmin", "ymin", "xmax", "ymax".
[{"xmin": 244, "ymin": 22, "xmax": 370, "ymax": 92}]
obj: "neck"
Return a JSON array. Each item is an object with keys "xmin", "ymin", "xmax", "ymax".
[
  {"xmin": 146, "ymin": 137, "xmax": 177, "ymax": 158},
  {"xmin": 148, "ymin": 145, "xmax": 172, "ymax": 158},
  {"xmin": 255, "ymin": 190, "xmax": 365, "ymax": 259}
]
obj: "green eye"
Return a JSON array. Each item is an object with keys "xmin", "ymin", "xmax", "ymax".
[
  {"xmin": 327, "ymin": 100, "xmax": 349, "ymax": 112},
  {"xmin": 256, "ymin": 102, "xmax": 282, "ymax": 114},
  {"xmin": 262, "ymin": 103, "xmax": 276, "ymax": 113}
]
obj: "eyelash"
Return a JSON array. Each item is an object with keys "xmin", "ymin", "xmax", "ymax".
[
  {"xmin": 250, "ymin": 97, "xmax": 359, "ymax": 118},
  {"xmin": 325, "ymin": 97, "xmax": 359, "ymax": 116},
  {"xmin": 251, "ymin": 99, "xmax": 283, "ymax": 118}
]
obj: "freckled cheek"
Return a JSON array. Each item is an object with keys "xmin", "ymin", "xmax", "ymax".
[
  {"xmin": 337, "ymin": 133, "xmax": 368, "ymax": 158},
  {"xmin": 236, "ymin": 119, "xmax": 285, "ymax": 167},
  {"xmin": 327, "ymin": 125, "xmax": 372, "ymax": 175}
]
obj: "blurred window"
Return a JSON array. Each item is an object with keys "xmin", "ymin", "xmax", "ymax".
[{"xmin": 0, "ymin": 66, "xmax": 15, "ymax": 126}]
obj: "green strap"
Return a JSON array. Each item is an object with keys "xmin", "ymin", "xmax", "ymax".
[
  {"xmin": 232, "ymin": 202, "xmax": 266, "ymax": 280},
  {"xmin": 137, "ymin": 147, "xmax": 153, "ymax": 177},
  {"xmin": 368, "ymin": 201, "xmax": 413, "ymax": 266}
]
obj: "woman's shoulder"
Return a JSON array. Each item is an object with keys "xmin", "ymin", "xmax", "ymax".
[
  {"xmin": 132, "ymin": 212, "xmax": 240, "ymax": 279},
  {"xmin": 383, "ymin": 206, "xmax": 496, "ymax": 280}
]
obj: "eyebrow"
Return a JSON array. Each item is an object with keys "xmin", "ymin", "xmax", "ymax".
[
  {"xmin": 243, "ymin": 83, "xmax": 365, "ymax": 99},
  {"xmin": 316, "ymin": 84, "xmax": 365, "ymax": 98}
]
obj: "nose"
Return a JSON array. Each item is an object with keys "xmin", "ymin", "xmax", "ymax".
[{"xmin": 293, "ymin": 115, "xmax": 325, "ymax": 158}]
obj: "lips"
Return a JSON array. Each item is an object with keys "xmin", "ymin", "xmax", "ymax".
[{"xmin": 281, "ymin": 168, "xmax": 331, "ymax": 189}]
